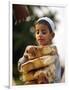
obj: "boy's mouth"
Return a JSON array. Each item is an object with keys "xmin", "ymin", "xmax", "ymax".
[
  {"xmin": 38, "ymin": 39, "xmax": 44, "ymax": 42},
  {"xmin": 38, "ymin": 39, "xmax": 44, "ymax": 41}
]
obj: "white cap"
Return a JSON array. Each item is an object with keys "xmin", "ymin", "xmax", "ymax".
[{"xmin": 36, "ymin": 17, "xmax": 55, "ymax": 31}]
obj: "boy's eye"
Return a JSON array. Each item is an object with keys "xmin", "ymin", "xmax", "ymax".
[
  {"xmin": 41, "ymin": 31, "xmax": 47, "ymax": 34},
  {"xmin": 35, "ymin": 30, "xmax": 39, "ymax": 34},
  {"xmin": 36, "ymin": 30, "xmax": 47, "ymax": 35},
  {"xmin": 36, "ymin": 31, "xmax": 39, "ymax": 34}
]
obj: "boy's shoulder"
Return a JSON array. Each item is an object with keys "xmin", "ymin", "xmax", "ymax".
[{"xmin": 51, "ymin": 45, "xmax": 57, "ymax": 50}]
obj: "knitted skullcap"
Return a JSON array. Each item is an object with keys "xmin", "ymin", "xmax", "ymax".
[{"xmin": 36, "ymin": 17, "xmax": 55, "ymax": 31}]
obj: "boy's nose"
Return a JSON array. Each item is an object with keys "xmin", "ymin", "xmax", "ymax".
[
  {"xmin": 38, "ymin": 32, "xmax": 43, "ymax": 36},
  {"xmin": 38, "ymin": 32, "xmax": 43, "ymax": 38}
]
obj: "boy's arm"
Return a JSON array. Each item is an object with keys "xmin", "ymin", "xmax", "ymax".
[{"xmin": 18, "ymin": 55, "xmax": 28, "ymax": 72}]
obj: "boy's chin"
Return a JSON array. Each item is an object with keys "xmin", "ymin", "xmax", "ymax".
[
  {"xmin": 38, "ymin": 42, "xmax": 50, "ymax": 46},
  {"xmin": 38, "ymin": 42, "xmax": 46, "ymax": 46},
  {"xmin": 38, "ymin": 42, "xmax": 52, "ymax": 46}
]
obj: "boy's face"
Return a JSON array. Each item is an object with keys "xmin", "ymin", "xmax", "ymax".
[{"xmin": 35, "ymin": 23, "xmax": 53, "ymax": 46}]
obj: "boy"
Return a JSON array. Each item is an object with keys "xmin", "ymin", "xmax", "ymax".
[{"xmin": 18, "ymin": 17, "xmax": 61, "ymax": 84}]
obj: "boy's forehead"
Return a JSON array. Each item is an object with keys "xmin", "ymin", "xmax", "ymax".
[{"xmin": 35, "ymin": 23, "xmax": 49, "ymax": 29}]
